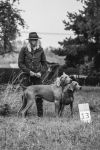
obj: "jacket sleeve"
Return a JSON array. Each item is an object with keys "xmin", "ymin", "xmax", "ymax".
[
  {"xmin": 18, "ymin": 47, "xmax": 30, "ymax": 74},
  {"xmin": 41, "ymin": 50, "xmax": 48, "ymax": 74}
]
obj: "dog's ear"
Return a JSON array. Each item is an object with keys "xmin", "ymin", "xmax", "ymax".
[
  {"xmin": 72, "ymin": 81, "xmax": 78, "ymax": 87},
  {"xmin": 62, "ymin": 72, "xmax": 67, "ymax": 77},
  {"xmin": 67, "ymin": 84, "xmax": 74, "ymax": 91},
  {"xmin": 61, "ymin": 72, "xmax": 66, "ymax": 80},
  {"xmin": 71, "ymin": 81, "xmax": 79, "ymax": 91},
  {"xmin": 72, "ymin": 81, "xmax": 82, "ymax": 90}
]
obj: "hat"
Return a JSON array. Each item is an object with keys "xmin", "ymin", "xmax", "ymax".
[{"xmin": 27, "ymin": 32, "xmax": 41, "ymax": 40}]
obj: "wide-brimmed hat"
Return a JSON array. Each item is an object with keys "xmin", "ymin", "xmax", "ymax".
[{"xmin": 27, "ymin": 32, "xmax": 41, "ymax": 40}]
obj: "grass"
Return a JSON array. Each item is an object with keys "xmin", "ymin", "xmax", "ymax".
[{"xmin": 0, "ymin": 84, "xmax": 100, "ymax": 150}]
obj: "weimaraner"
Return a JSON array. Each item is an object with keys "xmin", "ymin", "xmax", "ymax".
[
  {"xmin": 18, "ymin": 72, "xmax": 72, "ymax": 117},
  {"xmin": 58, "ymin": 81, "xmax": 82, "ymax": 117}
]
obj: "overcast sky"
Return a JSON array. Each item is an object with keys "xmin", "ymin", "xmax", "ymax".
[{"xmin": 18, "ymin": 0, "xmax": 83, "ymax": 48}]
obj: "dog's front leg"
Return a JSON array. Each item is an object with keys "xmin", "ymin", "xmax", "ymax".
[
  {"xmin": 55, "ymin": 100, "xmax": 60, "ymax": 117},
  {"xmin": 70, "ymin": 102, "xmax": 73, "ymax": 117},
  {"xmin": 59, "ymin": 104, "xmax": 64, "ymax": 117}
]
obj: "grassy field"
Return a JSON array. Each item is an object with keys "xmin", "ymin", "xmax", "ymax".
[{"xmin": 0, "ymin": 84, "xmax": 100, "ymax": 150}]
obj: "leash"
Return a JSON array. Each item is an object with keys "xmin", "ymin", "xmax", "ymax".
[
  {"xmin": 42, "ymin": 68, "xmax": 51, "ymax": 84},
  {"xmin": 18, "ymin": 64, "xmax": 59, "ymax": 85},
  {"xmin": 42, "ymin": 65, "xmax": 59, "ymax": 85}
]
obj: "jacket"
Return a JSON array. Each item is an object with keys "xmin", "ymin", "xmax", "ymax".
[{"xmin": 18, "ymin": 46, "xmax": 48, "ymax": 75}]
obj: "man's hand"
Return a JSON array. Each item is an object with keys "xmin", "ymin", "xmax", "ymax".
[
  {"xmin": 30, "ymin": 71, "xmax": 41, "ymax": 78},
  {"xmin": 30, "ymin": 71, "xmax": 36, "ymax": 76},
  {"xmin": 36, "ymin": 72, "xmax": 41, "ymax": 78}
]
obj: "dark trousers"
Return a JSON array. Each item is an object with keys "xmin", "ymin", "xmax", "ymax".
[{"xmin": 20, "ymin": 74, "xmax": 43, "ymax": 117}]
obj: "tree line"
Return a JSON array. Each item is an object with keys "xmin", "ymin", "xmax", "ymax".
[
  {"xmin": 52, "ymin": 0, "xmax": 100, "ymax": 76},
  {"xmin": 0, "ymin": 0, "xmax": 25, "ymax": 54}
]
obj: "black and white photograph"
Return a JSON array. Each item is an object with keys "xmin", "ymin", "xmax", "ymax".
[{"xmin": 0, "ymin": 0, "xmax": 100, "ymax": 149}]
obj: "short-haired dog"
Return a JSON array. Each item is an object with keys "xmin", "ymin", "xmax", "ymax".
[
  {"xmin": 58, "ymin": 81, "xmax": 82, "ymax": 117},
  {"xmin": 18, "ymin": 72, "xmax": 72, "ymax": 117}
]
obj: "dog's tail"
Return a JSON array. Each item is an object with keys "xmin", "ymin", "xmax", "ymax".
[{"xmin": 18, "ymin": 92, "xmax": 28, "ymax": 117}]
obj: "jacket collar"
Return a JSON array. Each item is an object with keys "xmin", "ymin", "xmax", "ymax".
[{"xmin": 26, "ymin": 40, "xmax": 41, "ymax": 52}]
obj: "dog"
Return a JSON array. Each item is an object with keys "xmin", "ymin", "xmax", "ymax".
[
  {"xmin": 18, "ymin": 72, "xmax": 72, "ymax": 117},
  {"xmin": 58, "ymin": 81, "xmax": 82, "ymax": 117}
]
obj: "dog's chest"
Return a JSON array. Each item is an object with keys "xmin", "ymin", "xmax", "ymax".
[
  {"xmin": 62, "ymin": 90, "xmax": 74, "ymax": 104},
  {"xmin": 52, "ymin": 86, "xmax": 62, "ymax": 100}
]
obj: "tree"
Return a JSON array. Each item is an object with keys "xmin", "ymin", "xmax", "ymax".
[
  {"xmin": 0, "ymin": 0, "xmax": 25, "ymax": 54},
  {"xmin": 54, "ymin": 0, "xmax": 100, "ymax": 70}
]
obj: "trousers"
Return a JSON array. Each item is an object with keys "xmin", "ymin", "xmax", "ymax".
[{"xmin": 20, "ymin": 73, "xmax": 43, "ymax": 117}]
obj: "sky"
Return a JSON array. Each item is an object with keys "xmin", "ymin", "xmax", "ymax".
[{"xmin": 18, "ymin": 0, "xmax": 83, "ymax": 48}]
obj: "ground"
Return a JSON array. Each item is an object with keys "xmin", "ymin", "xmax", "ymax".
[{"xmin": 0, "ymin": 85, "xmax": 100, "ymax": 150}]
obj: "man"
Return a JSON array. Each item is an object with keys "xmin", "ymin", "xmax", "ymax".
[{"xmin": 18, "ymin": 32, "xmax": 48, "ymax": 117}]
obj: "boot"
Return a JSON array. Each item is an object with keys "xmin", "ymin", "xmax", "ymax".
[{"xmin": 36, "ymin": 98, "xmax": 43, "ymax": 117}]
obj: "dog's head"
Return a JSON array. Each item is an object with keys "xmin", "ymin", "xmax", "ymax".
[
  {"xmin": 56, "ymin": 72, "xmax": 72, "ymax": 87},
  {"xmin": 67, "ymin": 81, "xmax": 82, "ymax": 92}
]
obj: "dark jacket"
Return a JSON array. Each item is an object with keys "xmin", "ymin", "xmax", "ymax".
[{"xmin": 18, "ymin": 46, "xmax": 48, "ymax": 75}]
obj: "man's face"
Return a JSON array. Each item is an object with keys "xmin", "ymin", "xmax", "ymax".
[{"xmin": 29, "ymin": 39, "xmax": 38, "ymax": 47}]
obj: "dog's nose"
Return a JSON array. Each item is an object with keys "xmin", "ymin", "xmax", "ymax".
[{"xmin": 80, "ymin": 86, "xmax": 82, "ymax": 90}]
